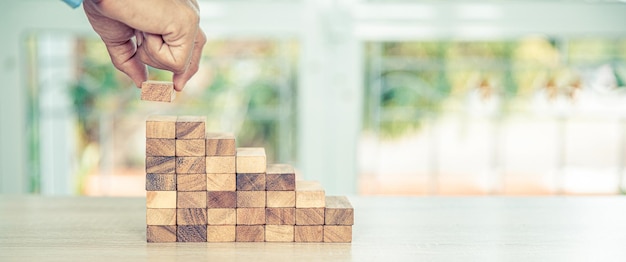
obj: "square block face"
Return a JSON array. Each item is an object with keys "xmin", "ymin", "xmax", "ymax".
[
  {"xmin": 146, "ymin": 191, "xmax": 176, "ymax": 208},
  {"xmin": 294, "ymin": 226, "xmax": 323, "ymax": 242},
  {"xmin": 207, "ymin": 191, "xmax": 237, "ymax": 208},
  {"xmin": 236, "ymin": 173, "xmax": 266, "ymax": 191},
  {"xmin": 237, "ymin": 191, "xmax": 265, "ymax": 208},
  {"xmin": 265, "ymin": 225, "xmax": 294, "ymax": 242},
  {"xmin": 146, "ymin": 139, "xmax": 175, "ymax": 156},
  {"xmin": 176, "ymin": 116, "xmax": 206, "ymax": 139},
  {"xmin": 176, "ymin": 174, "xmax": 206, "ymax": 191},
  {"xmin": 206, "ymin": 156, "xmax": 236, "ymax": 173},
  {"xmin": 177, "ymin": 208, "xmax": 207, "ymax": 225},
  {"xmin": 207, "ymin": 208, "xmax": 236, "ymax": 225},
  {"xmin": 176, "ymin": 157, "xmax": 205, "ymax": 174},
  {"xmin": 295, "ymin": 208, "xmax": 325, "ymax": 225},
  {"xmin": 176, "ymin": 139, "xmax": 205, "ymax": 157},
  {"xmin": 146, "ymin": 208, "xmax": 176, "ymax": 225},
  {"xmin": 236, "ymin": 225, "xmax": 264, "ymax": 242},
  {"xmin": 146, "ymin": 174, "xmax": 176, "ymax": 191},
  {"xmin": 325, "ymin": 196, "xmax": 354, "ymax": 225},
  {"xmin": 266, "ymin": 208, "xmax": 295, "ymax": 225},
  {"xmin": 146, "ymin": 115, "xmax": 177, "ymax": 139},
  {"xmin": 141, "ymin": 81, "xmax": 175, "ymax": 102},
  {"xmin": 236, "ymin": 148, "xmax": 266, "ymax": 173},
  {"xmin": 266, "ymin": 164, "xmax": 296, "ymax": 191},
  {"xmin": 266, "ymin": 191, "xmax": 295, "ymax": 208},
  {"xmin": 177, "ymin": 191, "xmax": 207, "ymax": 208},
  {"xmin": 207, "ymin": 225, "xmax": 236, "ymax": 242},
  {"xmin": 207, "ymin": 173, "xmax": 236, "ymax": 191},
  {"xmin": 206, "ymin": 133, "xmax": 236, "ymax": 156},
  {"xmin": 324, "ymin": 226, "xmax": 352, "ymax": 243},
  {"xmin": 236, "ymin": 208, "xmax": 266, "ymax": 225},
  {"xmin": 177, "ymin": 225, "xmax": 207, "ymax": 242},
  {"xmin": 147, "ymin": 225, "xmax": 176, "ymax": 242},
  {"xmin": 295, "ymin": 181, "xmax": 326, "ymax": 208},
  {"xmin": 146, "ymin": 157, "xmax": 175, "ymax": 174}
]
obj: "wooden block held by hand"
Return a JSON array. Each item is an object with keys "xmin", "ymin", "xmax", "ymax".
[
  {"xmin": 266, "ymin": 191, "xmax": 295, "ymax": 208},
  {"xmin": 147, "ymin": 225, "xmax": 176, "ymax": 242},
  {"xmin": 146, "ymin": 115, "xmax": 176, "ymax": 139},
  {"xmin": 206, "ymin": 133, "xmax": 236, "ymax": 156},
  {"xmin": 206, "ymin": 156, "xmax": 236, "ymax": 173},
  {"xmin": 265, "ymin": 225, "xmax": 294, "ymax": 242},
  {"xmin": 207, "ymin": 173, "xmax": 236, "ymax": 191},
  {"xmin": 141, "ymin": 81, "xmax": 175, "ymax": 102},
  {"xmin": 207, "ymin": 225, "xmax": 235, "ymax": 242},
  {"xmin": 266, "ymin": 208, "xmax": 295, "ymax": 225},
  {"xmin": 207, "ymin": 208, "xmax": 236, "ymax": 225},
  {"xmin": 176, "ymin": 139, "xmax": 205, "ymax": 156},
  {"xmin": 294, "ymin": 225, "xmax": 323, "ymax": 242},
  {"xmin": 207, "ymin": 191, "xmax": 237, "ymax": 208},
  {"xmin": 146, "ymin": 174, "xmax": 176, "ymax": 191},
  {"xmin": 146, "ymin": 191, "xmax": 176, "ymax": 208},
  {"xmin": 236, "ymin": 225, "xmax": 264, "ymax": 242},
  {"xmin": 266, "ymin": 164, "xmax": 295, "ymax": 191},
  {"xmin": 295, "ymin": 208, "xmax": 324, "ymax": 225},
  {"xmin": 325, "ymin": 196, "xmax": 354, "ymax": 225},
  {"xmin": 146, "ymin": 157, "xmax": 175, "ymax": 174},
  {"xmin": 236, "ymin": 208, "xmax": 265, "ymax": 225},
  {"xmin": 324, "ymin": 225, "xmax": 352, "ymax": 243},
  {"xmin": 177, "ymin": 191, "xmax": 207, "ymax": 208},
  {"xmin": 146, "ymin": 139, "xmax": 175, "ymax": 156},
  {"xmin": 236, "ymin": 148, "xmax": 266, "ymax": 173},
  {"xmin": 177, "ymin": 225, "xmax": 207, "ymax": 242},
  {"xmin": 146, "ymin": 208, "xmax": 176, "ymax": 225},
  {"xmin": 176, "ymin": 156, "xmax": 205, "ymax": 174},
  {"xmin": 236, "ymin": 173, "xmax": 266, "ymax": 191},
  {"xmin": 177, "ymin": 208, "xmax": 207, "ymax": 225},
  {"xmin": 176, "ymin": 174, "xmax": 206, "ymax": 191},
  {"xmin": 237, "ymin": 191, "xmax": 265, "ymax": 208},
  {"xmin": 176, "ymin": 116, "xmax": 206, "ymax": 139},
  {"xmin": 295, "ymin": 181, "xmax": 325, "ymax": 208}
]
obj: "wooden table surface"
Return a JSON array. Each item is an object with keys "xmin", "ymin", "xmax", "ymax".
[{"xmin": 1, "ymin": 196, "xmax": 626, "ymax": 261}]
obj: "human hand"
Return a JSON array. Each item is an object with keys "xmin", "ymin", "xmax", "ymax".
[{"xmin": 83, "ymin": 0, "xmax": 206, "ymax": 91}]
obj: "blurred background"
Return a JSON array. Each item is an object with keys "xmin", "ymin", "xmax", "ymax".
[{"xmin": 2, "ymin": 0, "xmax": 626, "ymax": 196}]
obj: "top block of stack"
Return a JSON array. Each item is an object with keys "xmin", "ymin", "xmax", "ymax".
[
  {"xmin": 236, "ymin": 148, "xmax": 266, "ymax": 173},
  {"xmin": 176, "ymin": 116, "xmax": 206, "ymax": 139},
  {"xmin": 206, "ymin": 133, "xmax": 236, "ymax": 156}
]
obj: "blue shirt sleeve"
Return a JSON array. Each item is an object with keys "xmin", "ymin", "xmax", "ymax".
[{"xmin": 62, "ymin": 0, "xmax": 84, "ymax": 8}]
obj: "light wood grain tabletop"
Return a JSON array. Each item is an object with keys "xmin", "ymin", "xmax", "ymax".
[{"xmin": 1, "ymin": 196, "xmax": 626, "ymax": 261}]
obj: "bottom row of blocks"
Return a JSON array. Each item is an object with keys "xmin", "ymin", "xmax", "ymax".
[{"xmin": 147, "ymin": 225, "xmax": 352, "ymax": 243}]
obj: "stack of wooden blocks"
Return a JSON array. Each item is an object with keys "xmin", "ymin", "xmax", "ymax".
[{"xmin": 145, "ymin": 115, "xmax": 353, "ymax": 243}]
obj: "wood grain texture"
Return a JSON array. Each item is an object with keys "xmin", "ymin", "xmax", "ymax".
[
  {"xmin": 147, "ymin": 225, "xmax": 176, "ymax": 242},
  {"xmin": 236, "ymin": 173, "xmax": 266, "ymax": 191},
  {"xmin": 236, "ymin": 225, "xmax": 264, "ymax": 242},
  {"xmin": 177, "ymin": 191, "xmax": 207, "ymax": 208},
  {"xmin": 176, "ymin": 157, "xmax": 205, "ymax": 174},
  {"xmin": 176, "ymin": 174, "xmax": 206, "ymax": 191},
  {"xmin": 323, "ymin": 226, "xmax": 352, "ymax": 243},
  {"xmin": 206, "ymin": 225, "xmax": 235, "ymax": 242},
  {"xmin": 207, "ymin": 208, "xmax": 236, "ymax": 225},
  {"xmin": 207, "ymin": 191, "xmax": 237, "ymax": 208},
  {"xmin": 236, "ymin": 148, "xmax": 266, "ymax": 173},
  {"xmin": 265, "ymin": 225, "xmax": 294, "ymax": 242},
  {"xmin": 207, "ymin": 173, "xmax": 236, "ymax": 191},
  {"xmin": 175, "ymin": 139, "xmax": 205, "ymax": 156},
  {"xmin": 146, "ymin": 157, "xmax": 175, "ymax": 174},
  {"xmin": 205, "ymin": 133, "xmax": 236, "ymax": 156},
  {"xmin": 295, "ymin": 181, "xmax": 325, "ymax": 208},
  {"xmin": 236, "ymin": 208, "xmax": 266, "ymax": 225},
  {"xmin": 146, "ymin": 115, "xmax": 177, "ymax": 139},
  {"xmin": 146, "ymin": 174, "xmax": 176, "ymax": 191},
  {"xmin": 237, "ymin": 191, "xmax": 266, "ymax": 208},
  {"xmin": 295, "ymin": 208, "xmax": 325, "ymax": 225},
  {"xmin": 141, "ymin": 81, "xmax": 176, "ymax": 102},
  {"xmin": 176, "ymin": 116, "xmax": 206, "ymax": 139},
  {"xmin": 265, "ymin": 208, "xmax": 295, "ymax": 225},
  {"xmin": 146, "ymin": 191, "xmax": 176, "ymax": 208},
  {"xmin": 146, "ymin": 208, "xmax": 176, "ymax": 225},
  {"xmin": 266, "ymin": 164, "xmax": 295, "ymax": 191},
  {"xmin": 176, "ymin": 208, "xmax": 207, "ymax": 225},
  {"xmin": 325, "ymin": 196, "xmax": 354, "ymax": 225},
  {"xmin": 266, "ymin": 191, "xmax": 296, "ymax": 208},
  {"xmin": 177, "ymin": 225, "xmax": 207, "ymax": 242},
  {"xmin": 205, "ymin": 156, "xmax": 236, "ymax": 173},
  {"xmin": 146, "ymin": 139, "xmax": 175, "ymax": 156},
  {"xmin": 294, "ymin": 226, "xmax": 323, "ymax": 242}
]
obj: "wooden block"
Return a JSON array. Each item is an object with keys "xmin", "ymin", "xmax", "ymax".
[
  {"xmin": 265, "ymin": 225, "xmax": 294, "ymax": 242},
  {"xmin": 146, "ymin": 156, "xmax": 175, "ymax": 174},
  {"xmin": 177, "ymin": 191, "xmax": 207, "ymax": 208},
  {"xmin": 236, "ymin": 148, "xmax": 266, "ymax": 173},
  {"xmin": 176, "ymin": 116, "xmax": 206, "ymax": 139},
  {"xmin": 266, "ymin": 191, "xmax": 295, "ymax": 208},
  {"xmin": 146, "ymin": 174, "xmax": 176, "ymax": 191},
  {"xmin": 146, "ymin": 208, "xmax": 176, "ymax": 225},
  {"xmin": 176, "ymin": 208, "xmax": 207, "ymax": 225},
  {"xmin": 141, "ymin": 81, "xmax": 176, "ymax": 102},
  {"xmin": 176, "ymin": 156, "xmax": 205, "ymax": 173},
  {"xmin": 295, "ymin": 208, "xmax": 324, "ymax": 225},
  {"xmin": 207, "ymin": 191, "xmax": 237, "ymax": 208},
  {"xmin": 324, "ymin": 225, "xmax": 352, "ymax": 243},
  {"xmin": 266, "ymin": 164, "xmax": 295, "ymax": 191},
  {"xmin": 146, "ymin": 138, "xmax": 175, "ymax": 156},
  {"xmin": 236, "ymin": 173, "xmax": 266, "ymax": 191},
  {"xmin": 207, "ymin": 173, "xmax": 236, "ymax": 191},
  {"xmin": 294, "ymin": 225, "xmax": 323, "ymax": 242},
  {"xmin": 206, "ymin": 133, "xmax": 236, "ymax": 156},
  {"xmin": 237, "ymin": 191, "xmax": 265, "ymax": 208},
  {"xmin": 266, "ymin": 208, "xmax": 295, "ymax": 225},
  {"xmin": 176, "ymin": 139, "xmax": 205, "ymax": 156},
  {"xmin": 325, "ymin": 196, "xmax": 354, "ymax": 225},
  {"xmin": 236, "ymin": 225, "xmax": 264, "ymax": 242},
  {"xmin": 177, "ymin": 225, "xmax": 207, "ymax": 242},
  {"xmin": 176, "ymin": 174, "xmax": 206, "ymax": 191},
  {"xmin": 207, "ymin": 208, "xmax": 236, "ymax": 225},
  {"xmin": 147, "ymin": 225, "xmax": 176, "ymax": 242},
  {"xmin": 207, "ymin": 225, "xmax": 236, "ymax": 242},
  {"xmin": 236, "ymin": 208, "xmax": 265, "ymax": 225},
  {"xmin": 205, "ymin": 156, "xmax": 236, "ymax": 173},
  {"xmin": 146, "ymin": 191, "xmax": 176, "ymax": 208},
  {"xmin": 146, "ymin": 115, "xmax": 176, "ymax": 139},
  {"xmin": 295, "ymin": 181, "xmax": 325, "ymax": 208}
]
